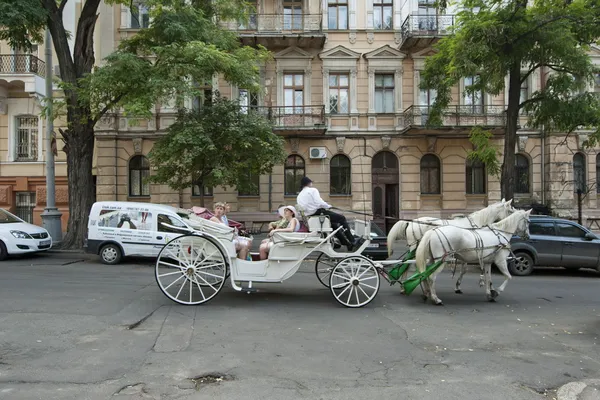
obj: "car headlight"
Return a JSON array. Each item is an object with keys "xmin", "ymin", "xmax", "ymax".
[{"xmin": 11, "ymin": 230, "xmax": 33, "ymax": 239}]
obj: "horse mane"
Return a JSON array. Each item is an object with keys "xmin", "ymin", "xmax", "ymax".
[
  {"xmin": 491, "ymin": 210, "xmax": 524, "ymax": 232},
  {"xmin": 468, "ymin": 202, "xmax": 502, "ymax": 225}
]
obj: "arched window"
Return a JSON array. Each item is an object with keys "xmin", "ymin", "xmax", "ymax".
[
  {"xmin": 573, "ymin": 152, "xmax": 586, "ymax": 193},
  {"xmin": 596, "ymin": 154, "xmax": 600, "ymax": 194},
  {"xmin": 284, "ymin": 155, "xmax": 305, "ymax": 195},
  {"xmin": 129, "ymin": 155, "xmax": 150, "ymax": 197},
  {"xmin": 330, "ymin": 154, "xmax": 351, "ymax": 195},
  {"xmin": 515, "ymin": 154, "xmax": 530, "ymax": 194},
  {"xmin": 466, "ymin": 158, "xmax": 486, "ymax": 194},
  {"xmin": 420, "ymin": 154, "xmax": 441, "ymax": 194}
]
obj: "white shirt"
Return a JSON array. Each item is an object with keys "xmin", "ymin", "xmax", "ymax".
[{"xmin": 297, "ymin": 187, "xmax": 331, "ymax": 216}]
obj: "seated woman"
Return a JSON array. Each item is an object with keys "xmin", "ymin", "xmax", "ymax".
[
  {"xmin": 210, "ymin": 202, "xmax": 252, "ymax": 260},
  {"xmin": 259, "ymin": 205, "xmax": 300, "ymax": 260}
]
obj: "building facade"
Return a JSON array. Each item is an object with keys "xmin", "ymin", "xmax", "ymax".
[{"xmin": 2, "ymin": 0, "xmax": 600, "ymax": 231}]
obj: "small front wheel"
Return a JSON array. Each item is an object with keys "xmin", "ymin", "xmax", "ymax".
[
  {"xmin": 100, "ymin": 243, "xmax": 122, "ymax": 265},
  {"xmin": 315, "ymin": 252, "xmax": 337, "ymax": 288},
  {"xmin": 329, "ymin": 256, "xmax": 380, "ymax": 308}
]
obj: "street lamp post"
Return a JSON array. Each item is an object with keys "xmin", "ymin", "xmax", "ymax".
[{"xmin": 40, "ymin": 28, "xmax": 63, "ymax": 244}]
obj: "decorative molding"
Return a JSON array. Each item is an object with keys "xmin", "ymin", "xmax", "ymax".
[
  {"xmin": 349, "ymin": 31, "xmax": 357, "ymax": 44},
  {"xmin": 577, "ymin": 134, "xmax": 589, "ymax": 150},
  {"xmin": 366, "ymin": 31, "xmax": 375, "ymax": 44},
  {"xmin": 335, "ymin": 136, "xmax": 346, "ymax": 153},
  {"xmin": 289, "ymin": 138, "xmax": 300, "ymax": 153},
  {"xmin": 381, "ymin": 136, "xmax": 392, "ymax": 150},
  {"xmin": 427, "ymin": 136, "xmax": 438, "ymax": 153},
  {"xmin": 394, "ymin": 32, "xmax": 402, "ymax": 44},
  {"xmin": 132, "ymin": 137, "xmax": 143, "ymax": 154},
  {"xmin": 517, "ymin": 136, "xmax": 528, "ymax": 152},
  {"xmin": 319, "ymin": 45, "xmax": 361, "ymax": 60},
  {"xmin": 363, "ymin": 45, "xmax": 406, "ymax": 60}
]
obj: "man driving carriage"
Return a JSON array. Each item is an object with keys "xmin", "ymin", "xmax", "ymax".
[{"xmin": 296, "ymin": 177, "xmax": 363, "ymax": 252}]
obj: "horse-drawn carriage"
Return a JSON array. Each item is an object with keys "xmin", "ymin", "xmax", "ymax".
[{"xmin": 154, "ymin": 200, "xmax": 531, "ymax": 308}]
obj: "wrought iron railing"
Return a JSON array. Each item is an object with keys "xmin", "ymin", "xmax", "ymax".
[
  {"xmin": 223, "ymin": 14, "xmax": 323, "ymax": 33},
  {"xmin": 400, "ymin": 14, "xmax": 455, "ymax": 38},
  {"xmin": 0, "ymin": 54, "xmax": 46, "ymax": 77},
  {"xmin": 247, "ymin": 105, "xmax": 326, "ymax": 128},
  {"xmin": 403, "ymin": 105, "xmax": 506, "ymax": 127}
]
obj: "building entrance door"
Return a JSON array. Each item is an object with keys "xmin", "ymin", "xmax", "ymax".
[{"xmin": 372, "ymin": 151, "xmax": 400, "ymax": 233}]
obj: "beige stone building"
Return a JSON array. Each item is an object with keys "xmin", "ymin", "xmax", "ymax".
[{"xmin": 1, "ymin": 1, "xmax": 600, "ymax": 231}]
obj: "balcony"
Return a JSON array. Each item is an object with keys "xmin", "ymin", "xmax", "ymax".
[
  {"xmin": 402, "ymin": 105, "xmax": 506, "ymax": 135},
  {"xmin": 0, "ymin": 55, "xmax": 46, "ymax": 96},
  {"xmin": 399, "ymin": 14, "xmax": 455, "ymax": 50},
  {"xmin": 250, "ymin": 105, "xmax": 327, "ymax": 136},
  {"xmin": 225, "ymin": 14, "xmax": 325, "ymax": 49}
]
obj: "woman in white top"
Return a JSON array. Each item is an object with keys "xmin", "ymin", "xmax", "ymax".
[
  {"xmin": 259, "ymin": 205, "xmax": 299, "ymax": 260},
  {"xmin": 210, "ymin": 202, "xmax": 252, "ymax": 260}
]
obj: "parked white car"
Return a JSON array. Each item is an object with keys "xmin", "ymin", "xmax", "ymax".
[{"xmin": 0, "ymin": 208, "xmax": 52, "ymax": 260}]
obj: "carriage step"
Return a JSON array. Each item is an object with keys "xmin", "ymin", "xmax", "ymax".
[{"xmin": 243, "ymin": 287, "xmax": 258, "ymax": 294}]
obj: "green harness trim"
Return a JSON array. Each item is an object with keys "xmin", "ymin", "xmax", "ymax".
[
  {"xmin": 401, "ymin": 259, "xmax": 445, "ymax": 296},
  {"xmin": 387, "ymin": 248, "xmax": 417, "ymax": 282}
]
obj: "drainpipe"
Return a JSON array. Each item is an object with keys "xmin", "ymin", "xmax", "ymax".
[
  {"xmin": 540, "ymin": 65, "xmax": 546, "ymax": 206},
  {"xmin": 268, "ymin": 173, "xmax": 272, "ymax": 212}
]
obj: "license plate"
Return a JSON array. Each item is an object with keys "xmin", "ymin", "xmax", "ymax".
[
  {"xmin": 367, "ymin": 243, "xmax": 379, "ymax": 248},
  {"xmin": 40, "ymin": 240, "xmax": 51, "ymax": 246}
]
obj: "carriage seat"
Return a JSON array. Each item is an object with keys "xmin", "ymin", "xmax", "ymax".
[
  {"xmin": 272, "ymin": 231, "xmax": 322, "ymax": 244},
  {"xmin": 307, "ymin": 215, "xmax": 333, "ymax": 233}
]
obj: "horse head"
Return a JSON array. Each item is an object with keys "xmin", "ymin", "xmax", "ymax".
[{"xmin": 514, "ymin": 209, "xmax": 532, "ymax": 240}]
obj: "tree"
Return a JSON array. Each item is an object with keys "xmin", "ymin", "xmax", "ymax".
[
  {"xmin": 421, "ymin": 0, "xmax": 600, "ymax": 201},
  {"xmin": 0, "ymin": 0, "xmax": 268, "ymax": 248},
  {"xmin": 147, "ymin": 95, "xmax": 286, "ymax": 205}
]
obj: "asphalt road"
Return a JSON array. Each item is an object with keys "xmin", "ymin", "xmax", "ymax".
[{"xmin": 0, "ymin": 252, "xmax": 599, "ymax": 400}]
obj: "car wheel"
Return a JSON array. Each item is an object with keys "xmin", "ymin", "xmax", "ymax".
[
  {"xmin": 509, "ymin": 252, "xmax": 534, "ymax": 276},
  {"xmin": 0, "ymin": 241, "xmax": 7, "ymax": 261},
  {"xmin": 100, "ymin": 244, "xmax": 122, "ymax": 265}
]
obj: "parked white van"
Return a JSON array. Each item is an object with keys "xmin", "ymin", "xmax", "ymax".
[{"xmin": 86, "ymin": 201, "xmax": 209, "ymax": 264}]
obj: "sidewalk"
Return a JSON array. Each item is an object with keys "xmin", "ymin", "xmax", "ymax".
[{"xmin": 557, "ymin": 379, "xmax": 600, "ymax": 400}]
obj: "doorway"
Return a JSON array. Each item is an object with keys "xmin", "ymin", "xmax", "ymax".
[{"xmin": 372, "ymin": 151, "xmax": 400, "ymax": 233}]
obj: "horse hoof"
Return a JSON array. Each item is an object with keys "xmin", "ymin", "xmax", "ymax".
[
  {"xmin": 421, "ymin": 295, "xmax": 428, "ymax": 302},
  {"xmin": 455, "ymin": 289, "xmax": 463, "ymax": 294},
  {"xmin": 490, "ymin": 289, "xmax": 499, "ymax": 299},
  {"xmin": 487, "ymin": 297, "xmax": 496, "ymax": 303},
  {"xmin": 435, "ymin": 301, "xmax": 444, "ymax": 306}
]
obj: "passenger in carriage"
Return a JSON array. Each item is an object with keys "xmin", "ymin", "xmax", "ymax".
[
  {"xmin": 210, "ymin": 202, "xmax": 252, "ymax": 260},
  {"xmin": 296, "ymin": 177, "xmax": 363, "ymax": 252},
  {"xmin": 259, "ymin": 205, "xmax": 300, "ymax": 260}
]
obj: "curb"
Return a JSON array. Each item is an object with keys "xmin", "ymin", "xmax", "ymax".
[{"xmin": 557, "ymin": 379, "xmax": 600, "ymax": 400}]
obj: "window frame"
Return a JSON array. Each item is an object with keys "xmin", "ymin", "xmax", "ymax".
[
  {"xmin": 284, "ymin": 155, "xmax": 305, "ymax": 196},
  {"xmin": 327, "ymin": 0, "xmax": 348, "ymax": 30},
  {"xmin": 192, "ymin": 181, "xmax": 213, "ymax": 197},
  {"xmin": 514, "ymin": 154, "xmax": 530, "ymax": 194},
  {"xmin": 14, "ymin": 115, "xmax": 39, "ymax": 162},
  {"xmin": 328, "ymin": 73, "xmax": 349, "ymax": 114},
  {"xmin": 330, "ymin": 154, "xmax": 352, "ymax": 195},
  {"xmin": 374, "ymin": 73, "xmax": 395, "ymax": 114},
  {"xmin": 463, "ymin": 75, "xmax": 484, "ymax": 114},
  {"xmin": 283, "ymin": 73, "xmax": 304, "ymax": 114},
  {"xmin": 466, "ymin": 158, "xmax": 486, "ymax": 195},
  {"xmin": 573, "ymin": 152, "xmax": 586, "ymax": 193},
  {"xmin": 130, "ymin": 1, "xmax": 150, "ymax": 29},
  {"xmin": 128, "ymin": 155, "xmax": 151, "ymax": 197},
  {"xmin": 420, "ymin": 154, "xmax": 441, "ymax": 195},
  {"xmin": 373, "ymin": 0, "xmax": 393, "ymax": 30}
]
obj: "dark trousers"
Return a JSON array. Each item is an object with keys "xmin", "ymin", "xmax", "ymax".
[{"xmin": 315, "ymin": 208, "xmax": 355, "ymax": 247}]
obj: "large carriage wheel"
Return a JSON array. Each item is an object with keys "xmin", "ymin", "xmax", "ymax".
[
  {"xmin": 315, "ymin": 252, "xmax": 338, "ymax": 288},
  {"xmin": 329, "ymin": 256, "xmax": 380, "ymax": 308},
  {"xmin": 155, "ymin": 234, "xmax": 228, "ymax": 305}
]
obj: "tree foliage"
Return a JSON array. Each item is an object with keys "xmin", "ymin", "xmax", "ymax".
[
  {"xmin": 148, "ymin": 96, "xmax": 286, "ymax": 205},
  {"xmin": 0, "ymin": 0, "xmax": 269, "ymax": 248},
  {"xmin": 421, "ymin": 0, "xmax": 600, "ymax": 200}
]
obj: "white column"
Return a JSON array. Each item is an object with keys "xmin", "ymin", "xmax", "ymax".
[
  {"xmin": 393, "ymin": 0, "xmax": 402, "ymax": 29},
  {"xmin": 368, "ymin": 68, "xmax": 376, "ymax": 113},
  {"xmin": 322, "ymin": 0, "xmax": 329, "ymax": 30},
  {"xmin": 120, "ymin": 5, "xmax": 130, "ymax": 29},
  {"xmin": 413, "ymin": 69, "xmax": 421, "ymax": 105},
  {"xmin": 350, "ymin": 68, "xmax": 359, "ymax": 114},
  {"xmin": 304, "ymin": 67, "xmax": 312, "ymax": 106},
  {"xmin": 276, "ymin": 67, "xmax": 283, "ymax": 107},
  {"xmin": 322, "ymin": 67, "xmax": 330, "ymax": 113},
  {"xmin": 349, "ymin": 0, "xmax": 357, "ymax": 30},
  {"xmin": 366, "ymin": 0, "xmax": 374, "ymax": 29},
  {"xmin": 394, "ymin": 68, "xmax": 403, "ymax": 113}
]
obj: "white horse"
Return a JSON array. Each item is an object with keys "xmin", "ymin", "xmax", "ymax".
[
  {"xmin": 387, "ymin": 199, "xmax": 515, "ymax": 292},
  {"xmin": 414, "ymin": 209, "xmax": 532, "ymax": 305}
]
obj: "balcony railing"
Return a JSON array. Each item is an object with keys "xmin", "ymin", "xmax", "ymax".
[
  {"xmin": 247, "ymin": 105, "xmax": 326, "ymax": 129},
  {"xmin": 0, "ymin": 54, "xmax": 46, "ymax": 77},
  {"xmin": 224, "ymin": 14, "xmax": 323, "ymax": 34},
  {"xmin": 403, "ymin": 105, "xmax": 506, "ymax": 128},
  {"xmin": 401, "ymin": 14, "xmax": 455, "ymax": 38}
]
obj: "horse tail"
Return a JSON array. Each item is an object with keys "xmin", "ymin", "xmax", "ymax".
[
  {"xmin": 387, "ymin": 220, "xmax": 409, "ymax": 256},
  {"xmin": 415, "ymin": 229, "xmax": 435, "ymax": 274}
]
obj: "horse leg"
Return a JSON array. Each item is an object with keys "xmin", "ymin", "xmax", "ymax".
[
  {"xmin": 494, "ymin": 258, "xmax": 512, "ymax": 294},
  {"xmin": 427, "ymin": 265, "xmax": 445, "ymax": 306},
  {"xmin": 483, "ymin": 264, "xmax": 498, "ymax": 302},
  {"xmin": 454, "ymin": 263, "xmax": 468, "ymax": 294}
]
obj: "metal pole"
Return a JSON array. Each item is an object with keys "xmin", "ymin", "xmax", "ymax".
[{"xmin": 40, "ymin": 28, "xmax": 63, "ymax": 244}]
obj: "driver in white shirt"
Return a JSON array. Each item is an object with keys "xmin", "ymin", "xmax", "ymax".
[{"xmin": 296, "ymin": 177, "xmax": 362, "ymax": 252}]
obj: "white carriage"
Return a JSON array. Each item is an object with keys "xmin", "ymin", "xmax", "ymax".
[{"xmin": 154, "ymin": 213, "xmax": 385, "ymax": 308}]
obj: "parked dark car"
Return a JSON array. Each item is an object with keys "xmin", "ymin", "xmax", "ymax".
[
  {"xmin": 347, "ymin": 220, "xmax": 388, "ymax": 260},
  {"xmin": 509, "ymin": 215, "xmax": 600, "ymax": 276}
]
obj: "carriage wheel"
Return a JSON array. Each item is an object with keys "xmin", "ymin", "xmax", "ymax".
[
  {"xmin": 329, "ymin": 256, "xmax": 380, "ymax": 308},
  {"xmin": 155, "ymin": 234, "xmax": 228, "ymax": 305},
  {"xmin": 315, "ymin": 252, "xmax": 338, "ymax": 288}
]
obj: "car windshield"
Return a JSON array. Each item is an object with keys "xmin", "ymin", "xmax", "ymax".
[
  {"xmin": 0, "ymin": 209, "xmax": 22, "ymax": 223},
  {"xmin": 348, "ymin": 220, "xmax": 384, "ymax": 238}
]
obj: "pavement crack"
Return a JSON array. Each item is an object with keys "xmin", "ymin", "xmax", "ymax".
[{"xmin": 126, "ymin": 305, "xmax": 163, "ymax": 330}]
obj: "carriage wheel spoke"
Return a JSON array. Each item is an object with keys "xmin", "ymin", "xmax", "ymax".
[
  {"xmin": 159, "ymin": 259, "xmax": 187, "ymax": 271},
  {"xmin": 354, "ymin": 285, "xmax": 360, "ymax": 305},
  {"xmin": 174, "ymin": 278, "xmax": 186, "ymax": 300},
  {"xmin": 332, "ymin": 281, "xmax": 350, "ymax": 289},
  {"xmin": 346, "ymin": 285, "xmax": 354, "ymax": 304},
  {"xmin": 158, "ymin": 270, "xmax": 184, "ymax": 278},
  {"xmin": 332, "ymin": 272, "xmax": 350, "ymax": 281},
  {"xmin": 164, "ymin": 273, "xmax": 186, "ymax": 291},
  {"xmin": 192, "ymin": 275, "xmax": 206, "ymax": 301},
  {"xmin": 360, "ymin": 283, "xmax": 378, "ymax": 290},
  {"xmin": 194, "ymin": 272, "xmax": 218, "ymax": 292},
  {"xmin": 359, "ymin": 275, "xmax": 378, "ymax": 281},
  {"xmin": 336, "ymin": 283, "xmax": 352, "ymax": 299},
  {"xmin": 357, "ymin": 285, "xmax": 370, "ymax": 299},
  {"xmin": 196, "ymin": 269, "xmax": 225, "ymax": 280}
]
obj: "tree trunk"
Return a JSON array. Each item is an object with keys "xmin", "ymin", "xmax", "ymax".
[
  {"xmin": 501, "ymin": 62, "xmax": 523, "ymax": 201},
  {"xmin": 60, "ymin": 124, "xmax": 96, "ymax": 249}
]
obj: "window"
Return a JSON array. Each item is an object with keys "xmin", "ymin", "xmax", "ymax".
[
  {"xmin": 464, "ymin": 75, "xmax": 483, "ymax": 113},
  {"xmin": 374, "ymin": 0, "xmax": 393, "ymax": 30},
  {"xmin": 420, "ymin": 154, "xmax": 441, "ymax": 194},
  {"xmin": 328, "ymin": 0, "xmax": 348, "ymax": 30},
  {"xmin": 15, "ymin": 192, "xmax": 35, "ymax": 223},
  {"xmin": 129, "ymin": 155, "xmax": 150, "ymax": 197},
  {"xmin": 239, "ymin": 89, "xmax": 259, "ymax": 113},
  {"xmin": 596, "ymin": 154, "xmax": 600, "ymax": 194},
  {"xmin": 594, "ymin": 73, "xmax": 600, "ymax": 93},
  {"xmin": 573, "ymin": 152, "xmax": 586, "ymax": 193},
  {"xmin": 556, "ymin": 222, "xmax": 587, "ymax": 239},
  {"xmin": 375, "ymin": 74, "xmax": 394, "ymax": 113},
  {"xmin": 157, "ymin": 214, "xmax": 189, "ymax": 234},
  {"xmin": 192, "ymin": 182, "xmax": 213, "ymax": 197},
  {"xmin": 515, "ymin": 154, "xmax": 530, "ymax": 194},
  {"xmin": 417, "ymin": 0, "xmax": 437, "ymax": 30},
  {"xmin": 329, "ymin": 73, "xmax": 349, "ymax": 114},
  {"xmin": 466, "ymin": 158, "xmax": 486, "ymax": 194},
  {"xmin": 520, "ymin": 79, "xmax": 529, "ymax": 105},
  {"xmin": 15, "ymin": 116, "xmax": 38, "ymax": 161},
  {"xmin": 529, "ymin": 221, "xmax": 556, "ymax": 236},
  {"xmin": 283, "ymin": 0, "xmax": 303, "ymax": 30},
  {"xmin": 130, "ymin": 2, "xmax": 150, "ymax": 28},
  {"xmin": 192, "ymin": 79, "xmax": 212, "ymax": 110},
  {"xmin": 284, "ymin": 74, "xmax": 304, "ymax": 114},
  {"xmin": 284, "ymin": 155, "xmax": 305, "ymax": 195},
  {"xmin": 330, "ymin": 154, "xmax": 351, "ymax": 195},
  {"xmin": 238, "ymin": 171, "xmax": 260, "ymax": 196}
]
